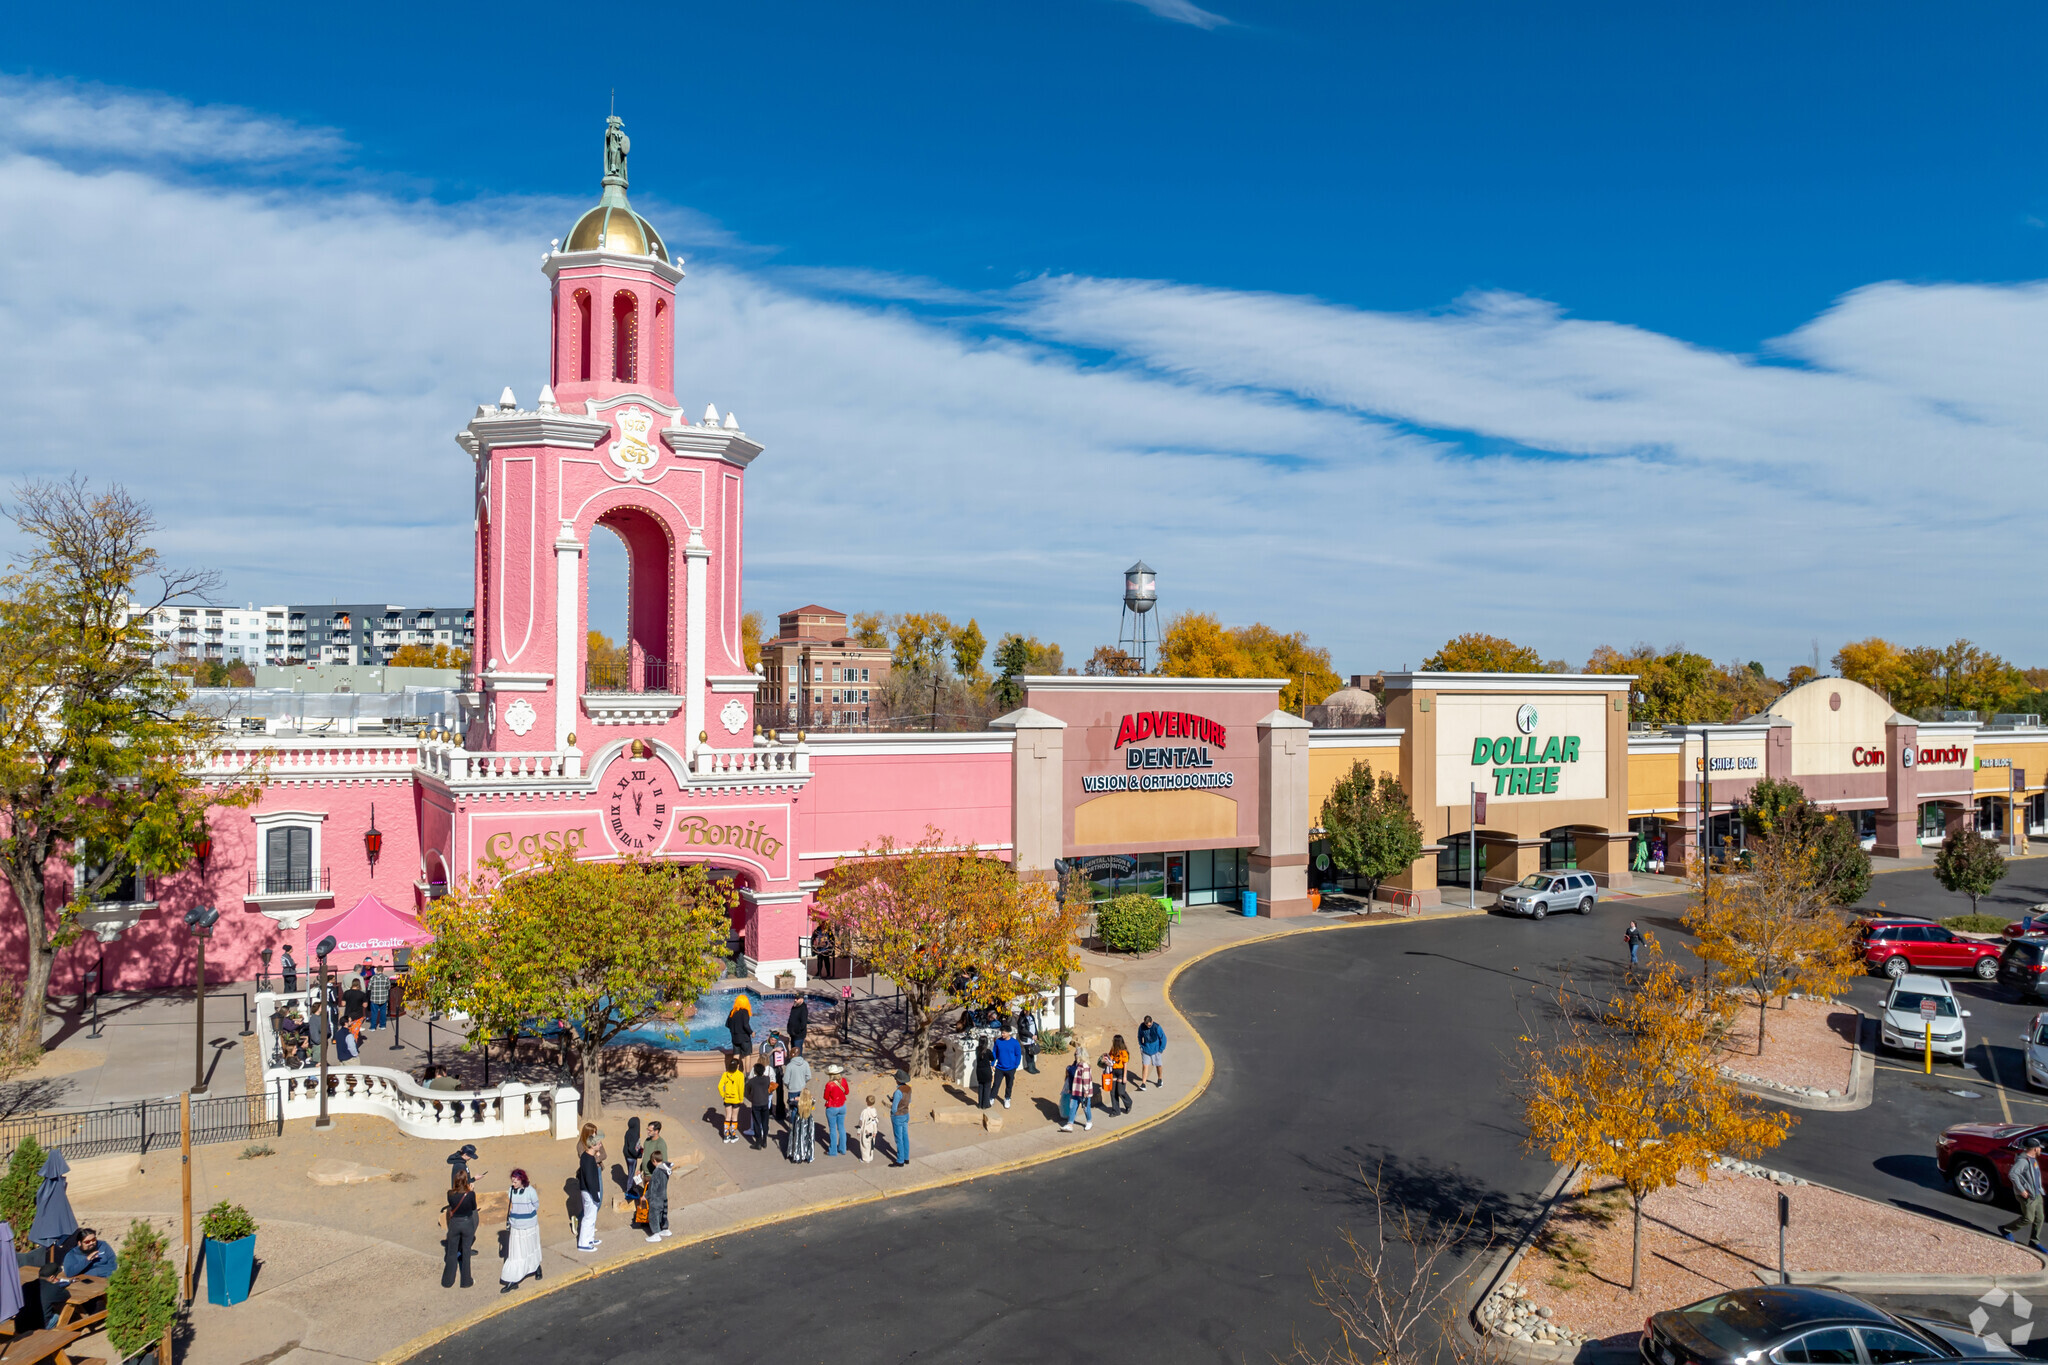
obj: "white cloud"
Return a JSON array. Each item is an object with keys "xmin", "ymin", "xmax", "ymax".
[
  {"xmin": 1, "ymin": 75, "xmax": 2044, "ymax": 678},
  {"xmin": 0, "ymin": 75, "xmax": 347, "ymax": 166},
  {"xmin": 1119, "ymin": 0, "xmax": 1231, "ymax": 29}
]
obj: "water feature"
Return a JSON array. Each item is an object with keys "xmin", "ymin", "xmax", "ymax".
[{"xmin": 612, "ymin": 985, "xmax": 832, "ymax": 1052}]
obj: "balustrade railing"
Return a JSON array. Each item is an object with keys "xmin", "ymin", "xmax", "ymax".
[
  {"xmin": 586, "ymin": 655, "xmax": 672, "ymax": 694},
  {"xmin": 690, "ymin": 745, "xmax": 811, "ymax": 777}
]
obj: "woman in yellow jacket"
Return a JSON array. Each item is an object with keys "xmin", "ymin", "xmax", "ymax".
[{"xmin": 717, "ymin": 1056, "xmax": 746, "ymax": 1144}]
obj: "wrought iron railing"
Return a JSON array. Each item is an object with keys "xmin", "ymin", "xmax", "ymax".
[
  {"xmin": 248, "ymin": 868, "xmax": 331, "ymax": 896},
  {"xmin": 586, "ymin": 655, "xmax": 671, "ymax": 693},
  {"xmin": 0, "ymin": 1090, "xmax": 281, "ymax": 1162}
]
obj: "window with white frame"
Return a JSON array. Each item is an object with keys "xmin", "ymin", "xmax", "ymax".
[{"xmin": 253, "ymin": 812, "xmax": 326, "ymax": 896}]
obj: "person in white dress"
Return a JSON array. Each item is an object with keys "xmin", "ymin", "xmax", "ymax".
[
  {"xmin": 856, "ymin": 1097, "xmax": 880, "ymax": 1163},
  {"xmin": 501, "ymin": 1168, "xmax": 542, "ymax": 1291}
]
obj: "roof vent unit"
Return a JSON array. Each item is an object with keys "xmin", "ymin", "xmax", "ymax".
[
  {"xmin": 1942, "ymin": 710, "xmax": 1980, "ymax": 723},
  {"xmin": 1992, "ymin": 713, "xmax": 2042, "ymax": 729}
]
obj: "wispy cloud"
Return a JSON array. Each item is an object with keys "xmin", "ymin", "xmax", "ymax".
[
  {"xmin": 0, "ymin": 74, "xmax": 348, "ymax": 166},
  {"xmin": 1119, "ymin": 0, "xmax": 1231, "ymax": 30},
  {"xmin": 0, "ymin": 75, "xmax": 2043, "ymax": 673}
]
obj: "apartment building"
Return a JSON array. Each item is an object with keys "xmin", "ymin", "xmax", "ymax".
[
  {"xmin": 757, "ymin": 605, "xmax": 892, "ymax": 730},
  {"xmin": 287, "ymin": 604, "xmax": 475, "ymax": 666},
  {"xmin": 128, "ymin": 603, "xmax": 292, "ymax": 665}
]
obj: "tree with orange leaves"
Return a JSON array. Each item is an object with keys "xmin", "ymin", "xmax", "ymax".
[{"xmin": 1522, "ymin": 945, "xmax": 1793, "ymax": 1291}]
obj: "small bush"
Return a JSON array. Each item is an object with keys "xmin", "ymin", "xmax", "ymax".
[
  {"xmin": 1944, "ymin": 914, "xmax": 2010, "ymax": 935},
  {"xmin": 107, "ymin": 1219, "xmax": 179, "ymax": 1357},
  {"xmin": 238, "ymin": 1143, "xmax": 275, "ymax": 1160},
  {"xmin": 1037, "ymin": 1028, "xmax": 1073, "ymax": 1055},
  {"xmin": 200, "ymin": 1200, "xmax": 258, "ymax": 1242},
  {"xmin": 1096, "ymin": 893, "xmax": 1170, "ymax": 954},
  {"xmin": 0, "ymin": 1134, "xmax": 43, "ymax": 1233}
]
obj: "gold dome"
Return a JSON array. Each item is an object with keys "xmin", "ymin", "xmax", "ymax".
[{"xmin": 565, "ymin": 195, "xmax": 668, "ymax": 262}]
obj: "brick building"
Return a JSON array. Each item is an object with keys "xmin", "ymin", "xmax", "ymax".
[{"xmin": 758, "ymin": 605, "xmax": 891, "ymax": 730}]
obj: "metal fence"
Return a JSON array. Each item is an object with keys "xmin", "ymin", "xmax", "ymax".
[{"xmin": 0, "ymin": 1089, "xmax": 280, "ymax": 1162}]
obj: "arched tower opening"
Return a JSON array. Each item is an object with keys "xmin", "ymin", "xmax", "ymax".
[{"xmin": 583, "ymin": 505, "xmax": 674, "ymax": 693}]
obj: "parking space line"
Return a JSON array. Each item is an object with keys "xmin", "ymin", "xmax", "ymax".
[{"xmin": 1979, "ymin": 1039, "xmax": 2016, "ymax": 1122}]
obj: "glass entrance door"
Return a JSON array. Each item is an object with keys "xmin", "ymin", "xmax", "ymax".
[{"xmin": 1165, "ymin": 854, "xmax": 1185, "ymax": 903}]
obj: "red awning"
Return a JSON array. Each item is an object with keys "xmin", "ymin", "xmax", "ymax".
[{"xmin": 302, "ymin": 893, "xmax": 431, "ymax": 965}]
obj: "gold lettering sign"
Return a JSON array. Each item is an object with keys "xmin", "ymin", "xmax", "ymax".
[
  {"xmin": 674, "ymin": 815, "xmax": 784, "ymax": 860},
  {"xmin": 483, "ymin": 827, "xmax": 588, "ymax": 870}
]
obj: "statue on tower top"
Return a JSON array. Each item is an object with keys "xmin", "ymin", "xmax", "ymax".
[{"xmin": 603, "ymin": 115, "xmax": 630, "ymax": 187}]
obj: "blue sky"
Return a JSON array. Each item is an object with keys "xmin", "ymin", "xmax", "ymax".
[{"xmin": 2, "ymin": 2, "xmax": 2045, "ymax": 676}]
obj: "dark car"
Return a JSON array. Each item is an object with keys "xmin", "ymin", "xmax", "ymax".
[
  {"xmin": 1935, "ymin": 1119, "xmax": 2048, "ymax": 1203},
  {"xmin": 1998, "ymin": 939, "xmax": 2048, "ymax": 1001},
  {"xmin": 1859, "ymin": 920, "xmax": 2001, "ymax": 981},
  {"xmin": 1642, "ymin": 1286, "xmax": 1984, "ymax": 1365}
]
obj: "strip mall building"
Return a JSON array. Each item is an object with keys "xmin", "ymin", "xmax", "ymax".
[{"xmin": 9, "ymin": 128, "xmax": 2045, "ymax": 991}]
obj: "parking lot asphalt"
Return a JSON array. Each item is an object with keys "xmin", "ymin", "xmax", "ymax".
[{"xmin": 421, "ymin": 867, "xmax": 2048, "ymax": 1365}]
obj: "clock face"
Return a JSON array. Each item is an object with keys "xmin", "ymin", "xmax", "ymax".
[{"xmin": 605, "ymin": 757, "xmax": 674, "ymax": 852}]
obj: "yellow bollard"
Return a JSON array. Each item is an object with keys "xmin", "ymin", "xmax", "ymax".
[{"xmin": 1925, "ymin": 1020, "xmax": 1933, "ymax": 1075}]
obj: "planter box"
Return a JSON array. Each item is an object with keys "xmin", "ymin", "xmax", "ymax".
[{"xmin": 204, "ymin": 1232, "xmax": 255, "ymax": 1306}]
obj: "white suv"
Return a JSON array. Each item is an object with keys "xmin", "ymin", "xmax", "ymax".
[
  {"xmin": 1497, "ymin": 872, "xmax": 1599, "ymax": 919},
  {"xmin": 1879, "ymin": 973, "xmax": 1970, "ymax": 1061}
]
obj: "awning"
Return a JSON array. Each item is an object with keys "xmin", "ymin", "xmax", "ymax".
[{"xmin": 301, "ymin": 893, "xmax": 432, "ymax": 966}]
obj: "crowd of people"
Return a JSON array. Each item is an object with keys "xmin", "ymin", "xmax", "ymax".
[{"xmin": 269, "ymin": 961, "xmax": 406, "ymax": 1068}]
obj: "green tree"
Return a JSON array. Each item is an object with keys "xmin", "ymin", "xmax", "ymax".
[
  {"xmin": 0, "ymin": 1133, "xmax": 43, "ymax": 1232},
  {"xmin": 106, "ymin": 1219, "xmax": 180, "ymax": 1357},
  {"xmin": 1424, "ymin": 633, "xmax": 1552, "ymax": 673},
  {"xmin": 1736, "ymin": 778, "xmax": 1871, "ymax": 907},
  {"xmin": 412, "ymin": 848, "xmax": 735, "ymax": 1120},
  {"xmin": 992, "ymin": 633, "xmax": 1065, "ymax": 708},
  {"xmin": 1933, "ymin": 827, "xmax": 2007, "ymax": 915},
  {"xmin": 0, "ymin": 480, "xmax": 263, "ymax": 1041},
  {"xmin": 1317, "ymin": 760, "xmax": 1424, "ymax": 902}
]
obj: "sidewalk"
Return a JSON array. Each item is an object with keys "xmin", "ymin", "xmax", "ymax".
[
  {"xmin": 1, "ymin": 987, "xmax": 258, "ymax": 1115},
  {"xmin": 45, "ymin": 900, "xmax": 1479, "ymax": 1365}
]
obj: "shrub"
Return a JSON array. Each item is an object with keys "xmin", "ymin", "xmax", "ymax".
[
  {"xmin": 238, "ymin": 1144, "xmax": 275, "ymax": 1160},
  {"xmin": 1037, "ymin": 1028, "xmax": 1073, "ymax": 1055},
  {"xmin": 107, "ymin": 1219, "xmax": 179, "ymax": 1357},
  {"xmin": 1096, "ymin": 893, "xmax": 1170, "ymax": 954},
  {"xmin": 1944, "ymin": 914, "xmax": 2009, "ymax": 935},
  {"xmin": 0, "ymin": 1134, "xmax": 43, "ymax": 1233},
  {"xmin": 200, "ymin": 1200, "xmax": 258, "ymax": 1242}
]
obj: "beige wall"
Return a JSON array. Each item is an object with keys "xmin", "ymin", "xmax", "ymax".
[
  {"xmin": 1629, "ymin": 745, "xmax": 1681, "ymax": 814},
  {"xmin": 1308, "ymin": 738, "xmax": 1405, "ymax": 821},
  {"xmin": 1775, "ymin": 678, "xmax": 1898, "ymax": 777}
]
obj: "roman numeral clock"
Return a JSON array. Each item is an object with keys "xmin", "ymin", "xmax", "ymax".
[{"xmin": 607, "ymin": 762, "xmax": 671, "ymax": 851}]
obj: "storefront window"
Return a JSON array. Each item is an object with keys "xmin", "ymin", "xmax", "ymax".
[
  {"xmin": 1918, "ymin": 802, "xmax": 1949, "ymax": 842},
  {"xmin": 1186, "ymin": 847, "xmax": 1249, "ymax": 905},
  {"xmin": 1436, "ymin": 832, "xmax": 1477, "ymax": 888},
  {"xmin": 2031, "ymin": 793, "xmax": 2047, "ymax": 836},
  {"xmin": 1540, "ymin": 828, "xmax": 1578, "ymax": 871}
]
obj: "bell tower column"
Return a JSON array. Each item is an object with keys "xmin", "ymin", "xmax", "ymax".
[
  {"xmin": 685, "ymin": 532, "xmax": 710, "ymax": 757},
  {"xmin": 554, "ymin": 522, "xmax": 582, "ymax": 752}
]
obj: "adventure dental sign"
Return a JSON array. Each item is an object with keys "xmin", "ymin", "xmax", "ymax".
[
  {"xmin": 1434, "ymin": 696, "xmax": 1608, "ymax": 804},
  {"xmin": 1084, "ymin": 710, "xmax": 1237, "ymax": 793}
]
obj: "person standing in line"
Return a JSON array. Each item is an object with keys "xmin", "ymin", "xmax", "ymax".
[
  {"xmin": 1624, "ymin": 921, "xmax": 1645, "ymax": 967},
  {"xmin": 990, "ymin": 1028, "xmax": 1022, "ymax": 1109},
  {"xmin": 2005, "ymin": 1137, "xmax": 2047, "ymax": 1250},
  {"xmin": 823, "ymin": 1065, "xmax": 850, "ymax": 1156},
  {"xmin": 973, "ymin": 1037, "xmax": 997, "ymax": 1110},
  {"xmin": 744, "ymin": 1062, "xmax": 777, "ymax": 1153},
  {"xmin": 1137, "ymin": 1015, "xmax": 1166, "ymax": 1090},
  {"xmin": 889, "ymin": 1070, "xmax": 913, "ymax": 1168},
  {"xmin": 621, "ymin": 1117, "xmax": 644, "ymax": 1202},
  {"xmin": 280, "ymin": 945, "xmax": 298, "ymax": 994},
  {"xmin": 765, "ymin": 1031, "xmax": 791, "ymax": 1124},
  {"xmin": 726, "ymin": 994, "xmax": 754, "ymax": 1062},
  {"xmin": 342, "ymin": 976, "xmax": 369, "ymax": 1028},
  {"xmin": 787, "ymin": 994, "xmax": 809, "ymax": 1054},
  {"xmin": 641, "ymin": 1120, "xmax": 669, "ymax": 1182},
  {"xmin": 783, "ymin": 1046, "xmax": 813, "ymax": 1136},
  {"xmin": 441, "ymin": 1169, "xmax": 479, "ymax": 1288},
  {"xmin": 367, "ymin": 964, "xmax": 391, "ymax": 1031},
  {"xmin": 642, "ymin": 1156, "xmax": 673, "ymax": 1243},
  {"xmin": 857, "ymin": 1094, "xmax": 880, "ymax": 1163},
  {"xmin": 500, "ymin": 1168, "xmax": 541, "ymax": 1291},
  {"xmin": 575, "ymin": 1135, "xmax": 604, "ymax": 1252},
  {"xmin": 717, "ymin": 1056, "xmax": 745, "ymax": 1144},
  {"xmin": 1104, "ymin": 1035, "xmax": 1132, "ymax": 1115},
  {"xmin": 788, "ymin": 1085, "xmax": 817, "ymax": 1163},
  {"xmin": 1016, "ymin": 1004, "xmax": 1040, "ymax": 1074},
  {"xmin": 1059, "ymin": 1049, "xmax": 1094, "ymax": 1132}
]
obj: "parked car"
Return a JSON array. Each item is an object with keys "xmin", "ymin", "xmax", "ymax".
[
  {"xmin": 1496, "ymin": 871, "xmax": 1598, "ymax": 919},
  {"xmin": 1877, "ymin": 974, "xmax": 1970, "ymax": 1061},
  {"xmin": 1936, "ymin": 1118, "xmax": 2048, "ymax": 1203},
  {"xmin": 1859, "ymin": 919, "xmax": 2001, "ymax": 980},
  {"xmin": 2025, "ymin": 1013, "xmax": 2048, "ymax": 1090},
  {"xmin": 1999, "ymin": 939, "xmax": 2048, "ymax": 1001},
  {"xmin": 2002, "ymin": 905, "xmax": 2048, "ymax": 938},
  {"xmin": 1640, "ymin": 1285, "xmax": 1985, "ymax": 1365}
]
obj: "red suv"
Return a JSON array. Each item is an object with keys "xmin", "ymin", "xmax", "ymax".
[
  {"xmin": 1860, "ymin": 919, "xmax": 2001, "ymax": 981},
  {"xmin": 1936, "ymin": 1120, "xmax": 2048, "ymax": 1202}
]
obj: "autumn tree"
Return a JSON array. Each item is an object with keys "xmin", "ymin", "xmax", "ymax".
[
  {"xmin": 1686, "ymin": 811, "xmax": 1861, "ymax": 1054},
  {"xmin": 1835, "ymin": 637, "xmax": 2028, "ymax": 718},
  {"xmin": 1317, "ymin": 761, "xmax": 1423, "ymax": 902},
  {"xmin": 0, "ymin": 479, "xmax": 262, "ymax": 1042},
  {"xmin": 1083, "ymin": 645, "xmax": 1141, "ymax": 677},
  {"xmin": 1426, "ymin": 633, "xmax": 1556, "ymax": 674},
  {"xmin": 814, "ymin": 829, "xmax": 1085, "ymax": 1075},
  {"xmin": 587, "ymin": 629, "xmax": 628, "ymax": 687},
  {"xmin": 386, "ymin": 642, "xmax": 465, "ymax": 668},
  {"xmin": 1522, "ymin": 945, "xmax": 1793, "ymax": 1291},
  {"xmin": 1934, "ymin": 826, "xmax": 2007, "ymax": 915},
  {"xmin": 848, "ymin": 610, "xmax": 890, "ymax": 648},
  {"xmin": 1739, "ymin": 778, "xmax": 1871, "ymax": 907},
  {"xmin": 411, "ymin": 847, "xmax": 734, "ymax": 1120},
  {"xmin": 1157, "ymin": 611, "xmax": 1340, "ymax": 713},
  {"xmin": 740, "ymin": 610, "xmax": 765, "ymax": 670}
]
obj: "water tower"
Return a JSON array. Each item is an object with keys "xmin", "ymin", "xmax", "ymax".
[{"xmin": 1117, "ymin": 560, "xmax": 1157, "ymax": 673}]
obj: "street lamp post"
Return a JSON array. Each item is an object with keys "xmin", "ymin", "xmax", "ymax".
[
  {"xmin": 314, "ymin": 933, "xmax": 337, "ymax": 1129},
  {"xmin": 183, "ymin": 906, "xmax": 220, "ymax": 1095}
]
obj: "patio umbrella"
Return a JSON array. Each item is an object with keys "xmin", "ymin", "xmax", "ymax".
[
  {"xmin": 0, "ymin": 1220, "xmax": 22, "ymax": 1319},
  {"xmin": 29, "ymin": 1148, "xmax": 76, "ymax": 1246}
]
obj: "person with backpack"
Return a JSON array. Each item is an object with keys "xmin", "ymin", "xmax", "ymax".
[{"xmin": 716, "ymin": 1056, "xmax": 745, "ymax": 1144}]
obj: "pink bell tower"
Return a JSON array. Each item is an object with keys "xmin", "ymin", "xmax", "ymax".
[{"xmin": 430, "ymin": 117, "xmax": 811, "ymax": 982}]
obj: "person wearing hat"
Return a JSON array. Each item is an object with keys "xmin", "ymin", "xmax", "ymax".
[
  {"xmin": 888, "ymin": 1070, "xmax": 913, "ymax": 1168},
  {"xmin": 822, "ymin": 1064, "xmax": 850, "ymax": 1156},
  {"xmin": 2005, "ymin": 1136, "xmax": 2047, "ymax": 1250},
  {"xmin": 447, "ymin": 1144, "xmax": 480, "ymax": 1183}
]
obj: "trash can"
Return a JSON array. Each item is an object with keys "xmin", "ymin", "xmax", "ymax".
[{"xmin": 1240, "ymin": 889, "xmax": 1258, "ymax": 918}]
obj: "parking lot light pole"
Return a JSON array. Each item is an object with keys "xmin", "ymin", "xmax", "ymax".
[{"xmin": 315, "ymin": 933, "xmax": 338, "ymax": 1128}]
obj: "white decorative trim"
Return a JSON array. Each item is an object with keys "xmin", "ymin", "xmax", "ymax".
[
  {"xmin": 801, "ymin": 734, "xmax": 1011, "ymax": 757},
  {"xmin": 544, "ymin": 249, "xmax": 684, "ymax": 287},
  {"xmin": 580, "ymin": 694, "xmax": 685, "ymax": 725},
  {"xmin": 720, "ymin": 698, "xmax": 749, "ymax": 734},
  {"xmin": 800, "ymin": 842, "xmax": 1013, "ymax": 861},
  {"xmin": 1380, "ymin": 672, "xmax": 1635, "ymax": 695},
  {"xmin": 504, "ymin": 698, "xmax": 537, "ymax": 736},
  {"xmin": 739, "ymin": 956, "xmax": 808, "ymax": 988},
  {"xmin": 75, "ymin": 903, "xmax": 154, "ymax": 944},
  {"xmin": 709, "ymin": 675, "xmax": 761, "ymax": 693},
  {"xmin": 482, "ymin": 670, "xmax": 553, "ymax": 693},
  {"xmin": 661, "ymin": 427, "xmax": 764, "ymax": 468},
  {"xmin": 1018, "ymin": 675, "xmax": 1288, "ymax": 692},
  {"xmin": 684, "ymin": 533, "xmax": 709, "ymax": 750}
]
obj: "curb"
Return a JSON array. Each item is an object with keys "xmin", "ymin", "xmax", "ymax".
[
  {"xmin": 1724, "ymin": 1011, "xmax": 1874, "ymax": 1113},
  {"xmin": 1458, "ymin": 1163, "xmax": 1627, "ymax": 1365},
  {"xmin": 379, "ymin": 908, "xmax": 1488, "ymax": 1363}
]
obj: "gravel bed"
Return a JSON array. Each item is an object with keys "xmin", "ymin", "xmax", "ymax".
[
  {"xmin": 1715, "ymin": 996, "xmax": 1858, "ymax": 1095},
  {"xmin": 1489, "ymin": 1168, "xmax": 2039, "ymax": 1346}
]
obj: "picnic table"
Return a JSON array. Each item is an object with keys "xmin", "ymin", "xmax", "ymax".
[
  {"xmin": 2, "ymin": 1267, "xmax": 108, "ymax": 1361},
  {"xmin": 0, "ymin": 1324, "xmax": 100, "ymax": 1363}
]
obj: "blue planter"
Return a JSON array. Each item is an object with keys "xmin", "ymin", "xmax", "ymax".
[
  {"xmin": 204, "ymin": 1233, "xmax": 255, "ymax": 1306},
  {"xmin": 1240, "ymin": 889, "xmax": 1257, "ymax": 917}
]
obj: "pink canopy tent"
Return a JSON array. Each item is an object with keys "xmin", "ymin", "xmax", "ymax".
[{"xmin": 301, "ymin": 893, "xmax": 432, "ymax": 969}]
